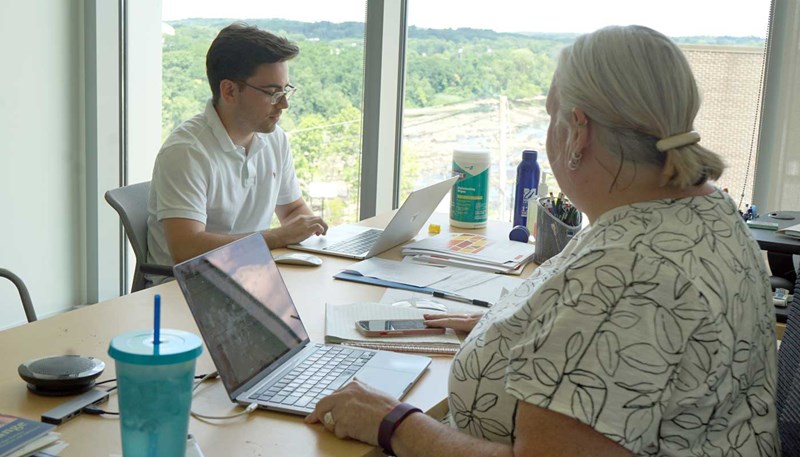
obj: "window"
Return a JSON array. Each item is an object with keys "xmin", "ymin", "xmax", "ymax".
[
  {"xmin": 160, "ymin": 0, "xmax": 367, "ymax": 225},
  {"xmin": 400, "ymin": 0, "xmax": 773, "ymax": 220}
]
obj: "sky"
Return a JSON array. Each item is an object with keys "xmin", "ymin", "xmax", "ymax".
[{"xmin": 162, "ymin": 0, "xmax": 771, "ymax": 38}]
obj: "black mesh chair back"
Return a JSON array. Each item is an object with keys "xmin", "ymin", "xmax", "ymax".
[{"xmin": 777, "ymin": 272, "xmax": 800, "ymax": 456}]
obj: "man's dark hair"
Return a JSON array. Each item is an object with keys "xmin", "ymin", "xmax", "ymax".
[{"xmin": 206, "ymin": 22, "xmax": 300, "ymax": 105}]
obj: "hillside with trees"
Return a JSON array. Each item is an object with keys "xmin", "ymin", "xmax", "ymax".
[{"xmin": 162, "ymin": 19, "xmax": 764, "ymax": 223}]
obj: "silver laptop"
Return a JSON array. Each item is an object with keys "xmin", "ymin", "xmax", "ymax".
[
  {"xmin": 173, "ymin": 233, "xmax": 431, "ymax": 415},
  {"xmin": 290, "ymin": 176, "xmax": 458, "ymax": 259}
]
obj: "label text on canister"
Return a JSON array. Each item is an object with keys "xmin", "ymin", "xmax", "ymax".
[{"xmin": 450, "ymin": 162, "xmax": 489, "ymax": 224}]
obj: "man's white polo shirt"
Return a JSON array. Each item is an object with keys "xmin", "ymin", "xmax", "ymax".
[{"xmin": 146, "ymin": 99, "xmax": 302, "ymax": 266}]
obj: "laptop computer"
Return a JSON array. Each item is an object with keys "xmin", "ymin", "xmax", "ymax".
[
  {"xmin": 289, "ymin": 176, "xmax": 458, "ymax": 259},
  {"xmin": 173, "ymin": 233, "xmax": 431, "ymax": 416}
]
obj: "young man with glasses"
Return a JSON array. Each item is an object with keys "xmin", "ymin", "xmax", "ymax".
[{"xmin": 147, "ymin": 23, "xmax": 328, "ymax": 268}]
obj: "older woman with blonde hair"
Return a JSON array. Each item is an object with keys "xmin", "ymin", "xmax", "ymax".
[{"xmin": 306, "ymin": 25, "xmax": 779, "ymax": 456}]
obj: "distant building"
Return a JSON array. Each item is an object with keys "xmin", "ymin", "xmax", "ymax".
[
  {"xmin": 681, "ymin": 44, "xmax": 765, "ymax": 205},
  {"xmin": 162, "ymin": 22, "xmax": 176, "ymax": 36}
]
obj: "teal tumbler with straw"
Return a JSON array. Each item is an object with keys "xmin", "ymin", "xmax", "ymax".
[{"xmin": 108, "ymin": 294, "xmax": 203, "ymax": 456}]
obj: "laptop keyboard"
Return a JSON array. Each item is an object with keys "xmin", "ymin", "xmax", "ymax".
[
  {"xmin": 250, "ymin": 345, "xmax": 376, "ymax": 409},
  {"xmin": 324, "ymin": 229, "xmax": 383, "ymax": 255}
]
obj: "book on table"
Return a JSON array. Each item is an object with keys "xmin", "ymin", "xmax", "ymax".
[
  {"xmin": 325, "ymin": 302, "xmax": 461, "ymax": 355},
  {"xmin": 401, "ymin": 232, "xmax": 536, "ymax": 274},
  {"xmin": 0, "ymin": 414, "xmax": 62, "ymax": 457}
]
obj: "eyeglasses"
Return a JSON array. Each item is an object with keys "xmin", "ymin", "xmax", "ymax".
[{"xmin": 237, "ymin": 81, "xmax": 297, "ymax": 105}]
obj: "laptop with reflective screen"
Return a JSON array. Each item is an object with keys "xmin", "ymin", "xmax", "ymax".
[
  {"xmin": 172, "ymin": 233, "xmax": 431, "ymax": 415},
  {"xmin": 289, "ymin": 176, "xmax": 457, "ymax": 259}
]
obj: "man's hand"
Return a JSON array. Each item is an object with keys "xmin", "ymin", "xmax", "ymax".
[
  {"xmin": 269, "ymin": 198, "xmax": 328, "ymax": 248},
  {"xmin": 266, "ymin": 214, "xmax": 328, "ymax": 248}
]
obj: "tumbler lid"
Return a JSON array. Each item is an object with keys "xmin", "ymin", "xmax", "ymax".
[
  {"xmin": 522, "ymin": 150, "xmax": 538, "ymax": 161},
  {"xmin": 108, "ymin": 329, "xmax": 203, "ymax": 365}
]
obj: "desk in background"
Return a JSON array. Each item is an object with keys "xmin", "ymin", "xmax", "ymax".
[
  {"xmin": 748, "ymin": 211, "xmax": 800, "ymax": 255},
  {"xmin": 748, "ymin": 211, "xmax": 800, "ymax": 329},
  {"xmin": 0, "ymin": 213, "xmax": 524, "ymax": 457}
]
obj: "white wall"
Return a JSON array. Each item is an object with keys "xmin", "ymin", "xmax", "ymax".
[
  {"xmin": 0, "ymin": 1, "xmax": 85, "ymax": 328},
  {"xmin": 0, "ymin": 1, "xmax": 163, "ymax": 328}
]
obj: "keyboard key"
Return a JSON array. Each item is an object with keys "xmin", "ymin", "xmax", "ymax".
[
  {"xmin": 324, "ymin": 229, "xmax": 382, "ymax": 255},
  {"xmin": 283, "ymin": 395, "xmax": 301, "ymax": 405},
  {"xmin": 294, "ymin": 395, "xmax": 316, "ymax": 408},
  {"xmin": 261, "ymin": 346, "xmax": 379, "ymax": 407},
  {"xmin": 328, "ymin": 370, "xmax": 358, "ymax": 391}
]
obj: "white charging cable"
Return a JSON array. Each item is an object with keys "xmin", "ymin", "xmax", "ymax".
[{"xmin": 190, "ymin": 371, "xmax": 258, "ymax": 420}]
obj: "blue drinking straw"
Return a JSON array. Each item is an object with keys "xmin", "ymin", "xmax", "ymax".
[{"xmin": 154, "ymin": 294, "xmax": 161, "ymax": 346}]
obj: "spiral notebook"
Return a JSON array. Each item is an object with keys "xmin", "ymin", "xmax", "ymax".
[{"xmin": 324, "ymin": 303, "xmax": 461, "ymax": 355}]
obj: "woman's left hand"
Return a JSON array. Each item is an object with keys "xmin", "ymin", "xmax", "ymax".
[{"xmin": 305, "ymin": 380, "xmax": 401, "ymax": 445}]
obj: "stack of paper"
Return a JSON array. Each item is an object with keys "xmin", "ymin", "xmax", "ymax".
[
  {"xmin": 777, "ymin": 223, "xmax": 800, "ymax": 239},
  {"xmin": 325, "ymin": 303, "xmax": 462, "ymax": 354},
  {"xmin": 402, "ymin": 232, "xmax": 535, "ymax": 274},
  {"xmin": 335, "ymin": 257, "xmax": 524, "ymax": 306}
]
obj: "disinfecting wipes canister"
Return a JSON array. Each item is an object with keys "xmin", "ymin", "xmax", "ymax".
[{"xmin": 450, "ymin": 148, "xmax": 490, "ymax": 228}]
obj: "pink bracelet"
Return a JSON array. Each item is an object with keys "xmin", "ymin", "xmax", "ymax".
[{"xmin": 378, "ymin": 403, "xmax": 422, "ymax": 456}]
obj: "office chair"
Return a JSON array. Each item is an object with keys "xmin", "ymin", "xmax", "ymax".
[
  {"xmin": 769, "ymin": 251, "xmax": 797, "ymax": 291},
  {"xmin": 0, "ymin": 268, "xmax": 37, "ymax": 322},
  {"xmin": 777, "ymin": 272, "xmax": 800, "ymax": 456},
  {"xmin": 104, "ymin": 181, "xmax": 173, "ymax": 293}
]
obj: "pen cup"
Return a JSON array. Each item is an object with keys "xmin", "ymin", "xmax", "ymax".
[
  {"xmin": 108, "ymin": 329, "xmax": 203, "ymax": 457},
  {"xmin": 533, "ymin": 197, "xmax": 581, "ymax": 264}
]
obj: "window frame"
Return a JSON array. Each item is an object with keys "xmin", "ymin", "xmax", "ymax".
[{"xmin": 114, "ymin": 0, "xmax": 799, "ymax": 294}]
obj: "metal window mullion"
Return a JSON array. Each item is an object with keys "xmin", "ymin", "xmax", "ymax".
[
  {"xmin": 361, "ymin": 0, "xmax": 408, "ymax": 219},
  {"xmin": 754, "ymin": 0, "xmax": 800, "ymax": 211}
]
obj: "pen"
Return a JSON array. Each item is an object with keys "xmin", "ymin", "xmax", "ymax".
[{"xmin": 431, "ymin": 291, "xmax": 492, "ymax": 308}]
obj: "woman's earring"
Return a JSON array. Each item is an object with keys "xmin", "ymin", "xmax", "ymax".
[
  {"xmin": 567, "ymin": 120, "xmax": 587, "ymax": 170},
  {"xmin": 567, "ymin": 151, "xmax": 582, "ymax": 170}
]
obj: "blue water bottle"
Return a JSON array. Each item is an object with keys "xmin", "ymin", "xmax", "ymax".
[{"xmin": 513, "ymin": 150, "xmax": 540, "ymax": 228}]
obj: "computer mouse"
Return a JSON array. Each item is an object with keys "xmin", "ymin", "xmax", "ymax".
[
  {"xmin": 391, "ymin": 298, "xmax": 447, "ymax": 312},
  {"xmin": 273, "ymin": 252, "xmax": 323, "ymax": 267}
]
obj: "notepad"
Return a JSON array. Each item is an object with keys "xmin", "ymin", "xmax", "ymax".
[{"xmin": 324, "ymin": 303, "xmax": 461, "ymax": 355}]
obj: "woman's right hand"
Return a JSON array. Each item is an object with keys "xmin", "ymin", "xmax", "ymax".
[{"xmin": 423, "ymin": 312, "xmax": 483, "ymax": 333}]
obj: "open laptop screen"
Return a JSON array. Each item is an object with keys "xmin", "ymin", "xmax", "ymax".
[{"xmin": 174, "ymin": 234, "xmax": 309, "ymax": 395}]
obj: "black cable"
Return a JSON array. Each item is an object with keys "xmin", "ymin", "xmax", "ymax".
[
  {"xmin": 83, "ymin": 373, "xmax": 214, "ymax": 416},
  {"xmin": 83, "ymin": 404, "xmax": 118, "ymax": 416}
]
